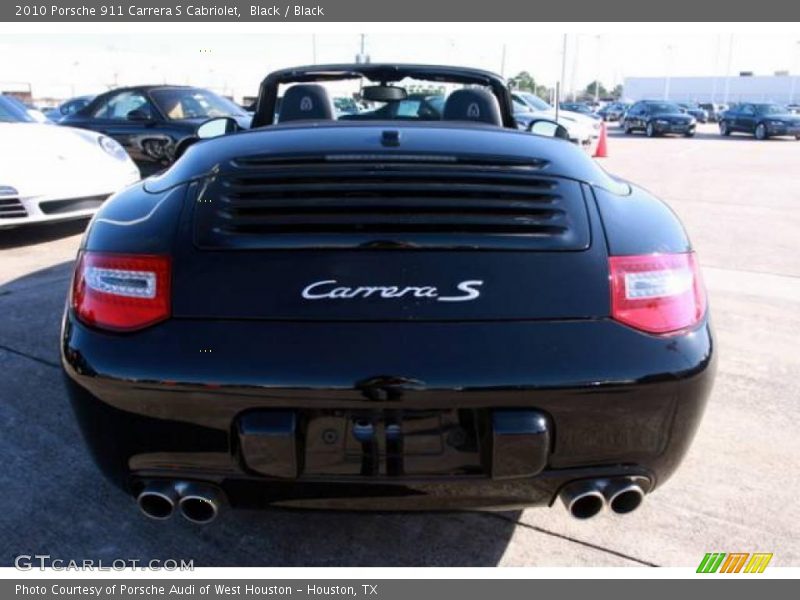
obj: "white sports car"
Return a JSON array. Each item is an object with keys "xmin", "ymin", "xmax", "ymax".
[
  {"xmin": 1, "ymin": 95, "xmax": 140, "ymax": 228},
  {"xmin": 512, "ymin": 92, "xmax": 601, "ymax": 150}
]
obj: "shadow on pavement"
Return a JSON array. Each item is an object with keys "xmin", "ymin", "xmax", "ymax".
[{"xmin": 0, "ymin": 263, "xmax": 521, "ymax": 567}]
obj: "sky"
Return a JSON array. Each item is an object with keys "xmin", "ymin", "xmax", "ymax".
[{"xmin": 1, "ymin": 32, "xmax": 799, "ymax": 102}]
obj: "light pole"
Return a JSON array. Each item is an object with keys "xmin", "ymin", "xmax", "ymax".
[
  {"xmin": 790, "ymin": 40, "xmax": 800, "ymax": 104},
  {"xmin": 312, "ymin": 34, "xmax": 317, "ymax": 64},
  {"xmin": 558, "ymin": 34, "xmax": 567, "ymax": 118},
  {"xmin": 70, "ymin": 61, "xmax": 80, "ymax": 96},
  {"xmin": 356, "ymin": 34, "xmax": 369, "ymax": 64},
  {"xmin": 570, "ymin": 35, "xmax": 579, "ymax": 101},
  {"xmin": 664, "ymin": 44, "xmax": 673, "ymax": 100},
  {"xmin": 723, "ymin": 34, "xmax": 735, "ymax": 104},
  {"xmin": 711, "ymin": 34, "xmax": 721, "ymax": 103},
  {"xmin": 594, "ymin": 35, "xmax": 602, "ymax": 105}
]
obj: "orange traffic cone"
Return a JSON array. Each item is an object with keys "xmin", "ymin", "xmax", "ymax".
[{"xmin": 594, "ymin": 122, "xmax": 608, "ymax": 158}]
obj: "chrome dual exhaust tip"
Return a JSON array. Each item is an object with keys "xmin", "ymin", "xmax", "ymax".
[
  {"xmin": 559, "ymin": 480, "xmax": 606, "ymax": 519},
  {"xmin": 177, "ymin": 483, "xmax": 224, "ymax": 524},
  {"xmin": 606, "ymin": 480, "xmax": 645, "ymax": 515},
  {"xmin": 137, "ymin": 481, "xmax": 179, "ymax": 520},
  {"xmin": 559, "ymin": 478, "xmax": 646, "ymax": 519},
  {"xmin": 136, "ymin": 481, "xmax": 223, "ymax": 523}
]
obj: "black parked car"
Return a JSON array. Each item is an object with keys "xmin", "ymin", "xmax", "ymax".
[
  {"xmin": 678, "ymin": 103, "xmax": 708, "ymax": 123},
  {"xmin": 698, "ymin": 103, "xmax": 728, "ymax": 123},
  {"xmin": 597, "ymin": 102, "xmax": 629, "ymax": 122},
  {"xmin": 62, "ymin": 64, "xmax": 715, "ymax": 523},
  {"xmin": 622, "ymin": 100, "xmax": 696, "ymax": 137},
  {"xmin": 61, "ymin": 85, "xmax": 251, "ymax": 174},
  {"xmin": 718, "ymin": 102, "xmax": 800, "ymax": 140}
]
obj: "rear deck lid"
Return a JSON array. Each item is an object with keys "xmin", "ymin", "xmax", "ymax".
[{"xmin": 172, "ymin": 154, "xmax": 610, "ymax": 321}]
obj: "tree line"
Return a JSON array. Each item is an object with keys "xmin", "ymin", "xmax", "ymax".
[{"xmin": 509, "ymin": 71, "xmax": 623, "ymax": 102}]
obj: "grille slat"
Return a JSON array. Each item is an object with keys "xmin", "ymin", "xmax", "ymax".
[
  {"xmin": 0, "ymin": 197, "xmax": 27, "ymax": 219},
  {"xmin": 216, "ymin": 212, "xmax": 567, "ymax": 231},
  {"xmin": 194, "ymin": 157, "xmax": 590, "ymax": 251},
  {"xmin": 224, "ymin": 181, "xmax": 557, "ymax": 199},
  {"xmin": 221, "ymin": 197, "xmax": 561, "ymax": 213}
]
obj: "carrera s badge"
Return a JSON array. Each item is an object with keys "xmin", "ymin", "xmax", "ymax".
[{"xmin": 301, "ymin": 280, "xmax": 483, "ymax": 302}]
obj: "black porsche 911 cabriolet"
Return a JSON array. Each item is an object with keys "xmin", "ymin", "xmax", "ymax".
[{"xmin": 61, "ymin": 64, "xmax": 716, "ymax": 524}]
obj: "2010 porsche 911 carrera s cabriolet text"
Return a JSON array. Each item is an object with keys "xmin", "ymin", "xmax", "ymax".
[{"xmin": 61, "ymin": 64, "xmax": 716, "ymax": 524}]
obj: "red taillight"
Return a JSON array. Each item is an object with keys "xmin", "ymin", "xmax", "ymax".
[
  {"xmin": 72, "ymin": 252, "xmax": 171, "ymax": 332},
  {"xmin": 609, "ymin": 252, "xmax": 706, "ymax": 335}
]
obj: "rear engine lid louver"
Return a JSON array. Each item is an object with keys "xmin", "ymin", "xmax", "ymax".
[{"xmin": 192, "ymin": 155, "xmax": 591, "ymax": 251}]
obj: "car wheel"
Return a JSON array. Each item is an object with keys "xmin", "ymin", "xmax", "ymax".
[
  {"xmin": 719, "ymin": 120, "xmax": 730, "ymax": 136},
  {"xmin": 684, "ymin": 131, "xmax": 695, "ymax": 138},
  {"xmin": 623, "ymin": 121, "xmax": 632, "ymax": 134},
  {"xmin": 755, "ymin": 123, "xmax": 768, "ymax": 140},
  {"xmin": 796, "ymin": 135, "xmax": 800, "ymax": 141},
  {"xmin": 645, "ymin": 122, "xmax": 656, "ymax": 138}
]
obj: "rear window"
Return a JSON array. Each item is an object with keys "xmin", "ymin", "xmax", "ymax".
[{"xmin": 277, "ymin": 78, "xmax": 492, "ymax": 123}]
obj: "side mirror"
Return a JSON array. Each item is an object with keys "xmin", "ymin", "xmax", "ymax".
[
  {"xmin": 197, "ymin": 117, "xmax": 239, "ymax": 139},
  {"xmin": 527, "ymin": 119, "xmax": 570, "ymax": 140},
  {"xmin": 127, "ymin": 109, "xmax": 153, "ymax": 122}
]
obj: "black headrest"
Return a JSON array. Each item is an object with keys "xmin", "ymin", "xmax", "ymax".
[
  {"xmin": 278, "ymin": 84, "xmax": 334, "ymax": 123},
  {"xmin": 443, "ymin": 89, "xmax": 502, "ymax": 126}
]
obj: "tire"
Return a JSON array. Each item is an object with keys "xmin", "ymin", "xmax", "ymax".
[
  {"xmin": 719, "ymin": 120, "xmax": 730, "ymax": 136},
  {"xmin": 755, "ymin": 123, "xmax": 768, "ymax": 140},
  {"xmin": 795, "ymin": 135, "xmax": 800, "ymax": 141},
  {"xmin": 684, "ymin": 131, "xmax": 695, "ymax": 138},
  {"xmin": 645, "ymin": 122, "xmax": 656, "ymax": 138},
  {"xmin": 623, "ymin": 120, "xmax": 632, "ymax": 135}
]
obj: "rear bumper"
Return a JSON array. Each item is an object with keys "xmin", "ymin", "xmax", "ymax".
[{"xmin": 62, "ymin": 315, "xmax": 716, "ymax": 510}]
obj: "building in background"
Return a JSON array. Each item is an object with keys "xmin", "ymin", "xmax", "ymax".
[
  {"xmin": 623, "ymin": 74, "xmax": 800, "ymax": 104},
  {"xmin": 1, "ymin": 83, "xmax": 33, "ymax": 104}
]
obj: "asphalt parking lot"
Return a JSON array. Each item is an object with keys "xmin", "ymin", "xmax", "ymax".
[{"xmin": 1, "ymin": 123, "xmax": 799, "ymax": 567}]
